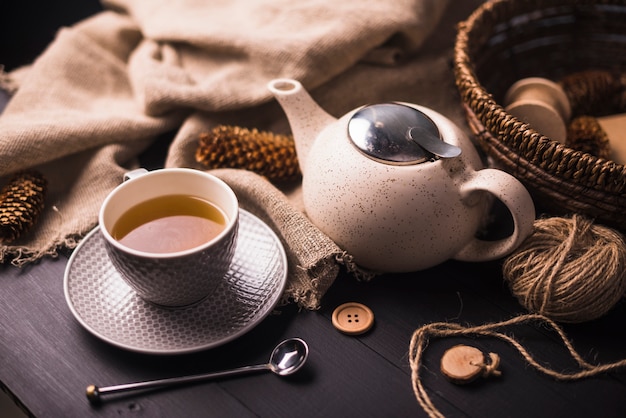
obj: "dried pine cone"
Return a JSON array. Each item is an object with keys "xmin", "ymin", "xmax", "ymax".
[
  {"xmin": 559, "ymin": 70, "xmax": 623, "ymax": 116},
  {"xmin": 566, "ymin": 116, "xmax": 612, "ymax": 160},
  {"xmin": 0, "ymin": 171, "xmax": 47, "ymax": 243},
  {"xmin": 196, "ymin": 125, "xmax": 301, "ymax": 181}
]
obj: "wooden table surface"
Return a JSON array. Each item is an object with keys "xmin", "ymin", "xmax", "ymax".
[
  {"xmin": 2, "ymin": 2, "xmax": 626, "ymax": 417},
  {"xmin": 3, "ymin": 252, "xmax": 626, "ymax": 417}
]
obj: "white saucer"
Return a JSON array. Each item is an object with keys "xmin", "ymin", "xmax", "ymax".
[{"xmin": 64, "ymin": 209, "xmax": 288, "ymax": 355}]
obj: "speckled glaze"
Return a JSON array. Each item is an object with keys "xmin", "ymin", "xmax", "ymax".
[
  {"xmin": 99, "ymin": 168, "xmax": 239, "ymax": 307},
  {"xmin": 269, "ymin": 79, "xmax": 535, "ymax": 273}
]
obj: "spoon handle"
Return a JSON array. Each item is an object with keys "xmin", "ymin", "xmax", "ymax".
[
  {"xmin": 87, "ymin": 363, "xmax": 270, "ymax": 403},
  {"xmin": 408, "ymin": 126, "xmax": 462, "ymax": 158}
]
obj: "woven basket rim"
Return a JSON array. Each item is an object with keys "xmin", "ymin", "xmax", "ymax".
[
  {"xmin": 454, "ymin": 0, "xmax": 626, "ymax": 192},
  {"xmin": 465, "ymin": 105, "xmax": 626, "ymax": 223}
]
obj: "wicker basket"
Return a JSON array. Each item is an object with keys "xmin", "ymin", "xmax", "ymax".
[{"xmin": 454, "ymin": 0, "xmax": 626, "ymax": 231}]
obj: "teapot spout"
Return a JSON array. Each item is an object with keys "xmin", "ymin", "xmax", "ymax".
[{"xmin": 268, "ymin": 79, "xmax": 336, "ymax": 174}]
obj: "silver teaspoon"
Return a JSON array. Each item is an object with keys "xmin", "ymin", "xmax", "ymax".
[{"xmin": 86, "ymin": 338, "xmax": 309, "ymax": 404}]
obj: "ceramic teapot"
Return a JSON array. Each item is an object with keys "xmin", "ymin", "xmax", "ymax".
[{"xmin": 268, "ymin": 79, "xmax": 535, "ymax": 273}]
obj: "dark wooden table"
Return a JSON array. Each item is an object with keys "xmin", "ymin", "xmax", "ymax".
[
  {"xmin": 2, "ymin": 2, "xmax": 626, "ymax": 417},
  {"xmin": 3, "ymin": 252, "xmax": 626, "ymax": 417}
]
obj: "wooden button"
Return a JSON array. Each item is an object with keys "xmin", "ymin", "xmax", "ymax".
[
  {"xmin": 440, "ymin": 344, "xmax": 501, "ymax": 384},
  {"xmin": 332, "ymin": 302, "xmax": 374, "ymax": 335}
]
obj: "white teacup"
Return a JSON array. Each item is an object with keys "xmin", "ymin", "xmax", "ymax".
[{"xmin": 99, "ymin": 168, "xmax": 239, "ymax": 307}]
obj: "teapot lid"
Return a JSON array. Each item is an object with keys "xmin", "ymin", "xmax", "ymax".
[{"xmin": 347, "ymin": 103, "xmax": 461, "ymax": 165}]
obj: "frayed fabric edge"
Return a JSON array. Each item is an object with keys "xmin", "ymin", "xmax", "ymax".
[
  {"xmin": 0, "ymin": 233, "xmax": 85, "ymax": 268},
  {"xmin": 336, "ymin": 252, "xmax": 377, "ymax": 282},
  {"xmin": 282, "ymin": 254, "xmax": 340, "ymax": 311},
  {"xmin": 280, "ymin": 251, "xmax": 377, "ymax": 311}
]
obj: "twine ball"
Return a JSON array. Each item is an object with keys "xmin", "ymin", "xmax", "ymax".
[{"xmin": 503, "ymin": 215, "xmax": 626, "ymax": 323}]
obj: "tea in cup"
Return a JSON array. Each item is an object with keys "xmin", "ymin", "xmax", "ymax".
[{"xmin": 99, "ymin": 168, "xmax": 239, "ymax": 307}]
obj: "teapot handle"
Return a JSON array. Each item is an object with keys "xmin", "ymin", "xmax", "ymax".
[{"xmin": 454, "ymin": 169, "xmax": 535, "ymax": 262}]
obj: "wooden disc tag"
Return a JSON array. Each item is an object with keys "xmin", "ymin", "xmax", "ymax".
[{"xmin": 440, "ymin": 345, "xmax": 502, "ymax": 384}]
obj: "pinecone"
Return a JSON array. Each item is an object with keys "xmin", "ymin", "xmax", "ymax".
[
  {"xmin": 196, "ymin": 125, "xmax": 301, "ymax": 181},
  {"xmin": 559, "ymin": 70, "xmax": 623, "ymax": 116},
  {"xmin": 0, "ymin": 171, "xmax": 47, "ymax": 243},
  {"xmin": 566, "ymin": 116, "xmax": 612, "ymax": 160}
]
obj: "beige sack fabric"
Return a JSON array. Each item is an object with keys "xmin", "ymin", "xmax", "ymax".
[{"xmin": 0, "ymin": 0, "xmax": 452, "ymax": 309}]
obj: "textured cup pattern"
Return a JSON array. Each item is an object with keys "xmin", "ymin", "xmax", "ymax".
[{"xmin": 105, "ymin": 221, "xmax": 239, "ymax": 307}]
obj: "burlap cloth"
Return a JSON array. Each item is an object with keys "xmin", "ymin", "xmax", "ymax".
[{"xmin": 0, "ymin": 0, "xmax": 461, "ymax": 309}]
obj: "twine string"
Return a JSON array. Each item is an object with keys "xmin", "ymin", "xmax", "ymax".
[
  {"xmin": 503, "ymin": 214, "xmax": 626, "ymax": 323},
  {"xmin": 482, "ymin": 353, "xmax": 501, "ymax": 377},
  {"xmin": 409, "ymin": 314, "xmax": 626, "ymax": 418},
  {"xmin": 533, "ymin": 215, "xmax": 578, "ymax": 314}
]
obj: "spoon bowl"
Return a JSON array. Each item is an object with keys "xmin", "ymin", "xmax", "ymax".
[
  {"xmin": 269, "ymin": 337, "xmax": 309, "ymax": 376},
  {"xmin": 86, "ymin": 338, "xmax": 309, "ymax": 404}
]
